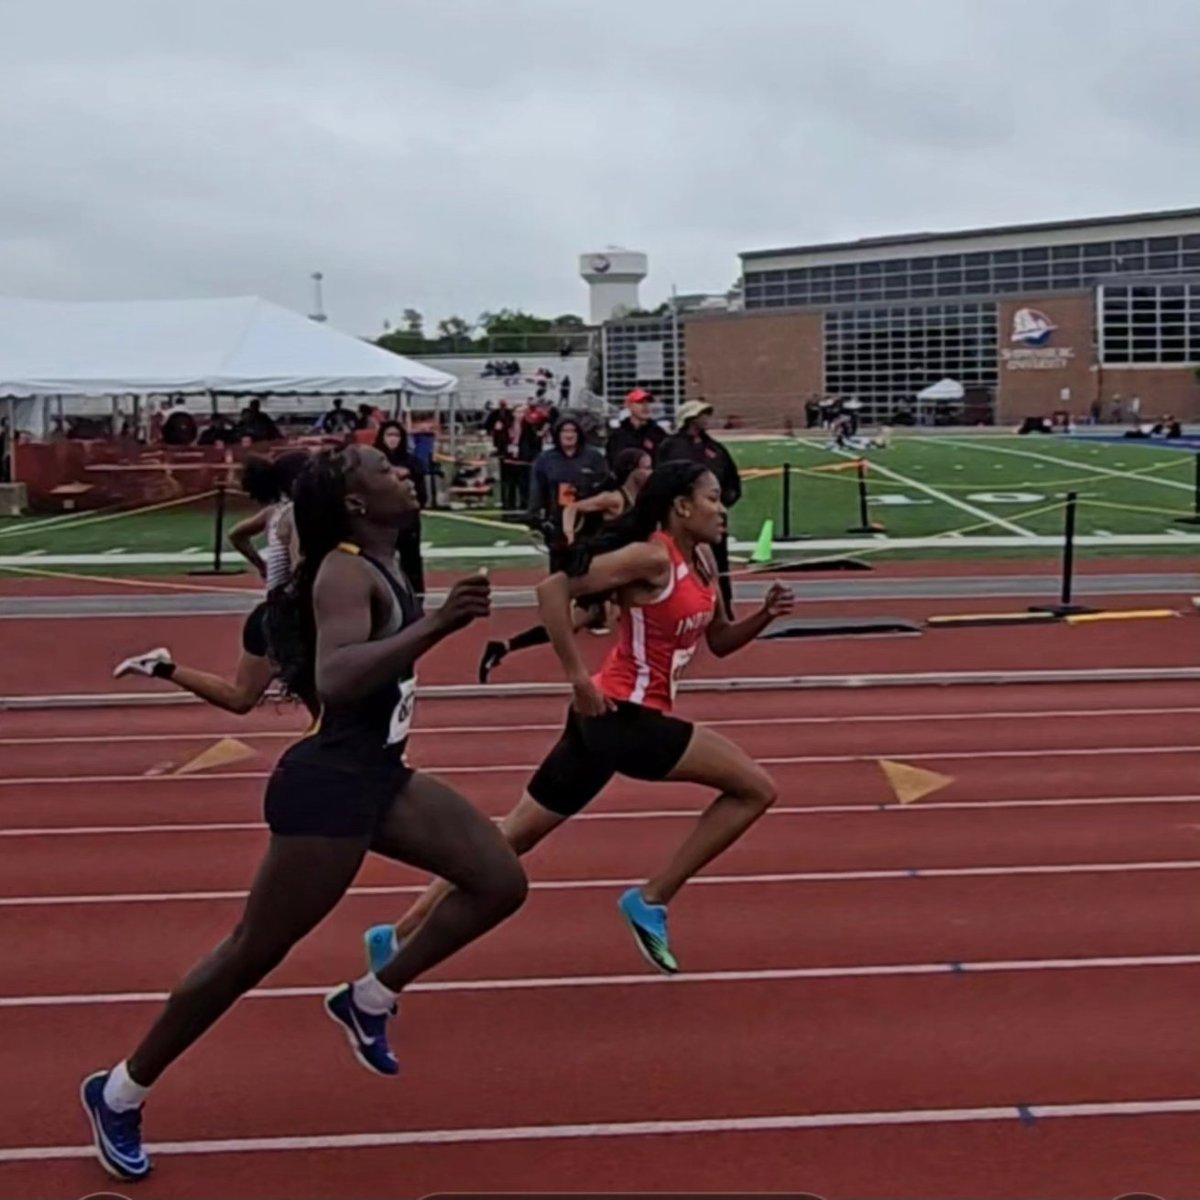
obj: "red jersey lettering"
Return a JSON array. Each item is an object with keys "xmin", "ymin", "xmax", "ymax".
[{"xmin": 594, "ymin": 532, "xmax": 717, "ymax": 712}]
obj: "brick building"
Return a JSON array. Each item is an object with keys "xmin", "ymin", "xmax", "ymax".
[{"xmin": 681, "ymin": 207, "xmax": 1200, "ymax": 428}]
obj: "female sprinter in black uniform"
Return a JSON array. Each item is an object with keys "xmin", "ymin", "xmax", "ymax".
[
  {"xmin": 369, "ymin": 461, "xmax": 793, "ymax": 978},
  {"xmin": 80, "ymin": 445, "xmax": 527, "ymax": 1184},
  {"xmin": 111, "ymin": 451, "xmax": 309, "ymax": 714},
  {"xmin": 476, "ymin": 447, "xmax": 653, "ymax": 682}
]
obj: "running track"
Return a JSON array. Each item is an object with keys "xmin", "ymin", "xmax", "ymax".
[{"xmin": 1, "ymin": 603, "xmax": 1199, "ymax": 1196}]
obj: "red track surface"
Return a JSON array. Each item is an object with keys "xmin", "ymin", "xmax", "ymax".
[{"xmin": 1, "ymin": 582, "xmax": 1199, "ymax": 1197}]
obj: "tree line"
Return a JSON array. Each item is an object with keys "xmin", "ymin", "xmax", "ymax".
[{"xmin": 375, "ymin": 308, "xmax": 590, "ymax": 356}]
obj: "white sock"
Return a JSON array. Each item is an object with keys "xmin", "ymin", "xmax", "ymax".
[
  {"xmin": 352, "ymin": 972, "xmax": 398, "ymax": 1016},
  {"xmin": 102, "ymin": 1061, "xmax": 149, "ymax": 1112}
]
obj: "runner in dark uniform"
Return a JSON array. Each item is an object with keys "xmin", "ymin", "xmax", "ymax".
[
  {"xmin": 476, "ymin": 448, "xmax": 653, "ymax": 683},
  {"xmin": 79, "ymin": 445, "xmax": 527, "ymax": 1185}
]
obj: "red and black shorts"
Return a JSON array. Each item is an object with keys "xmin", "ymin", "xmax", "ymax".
[{"xmin": 527, "ymin": 701, "xmax": 695, "ymax": 817}]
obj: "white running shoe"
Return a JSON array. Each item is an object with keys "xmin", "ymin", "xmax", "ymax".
[{"xmin": 113, "ymin": 648, "xmax": 173, "ymax": 679}]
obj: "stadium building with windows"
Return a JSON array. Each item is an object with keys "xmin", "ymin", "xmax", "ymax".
[{"xmin": 672, "ymin": 206, "xmax": 1200, "ymax": 427}]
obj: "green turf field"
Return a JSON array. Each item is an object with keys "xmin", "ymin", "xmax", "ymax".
[{"xmin": 0, "ymin": 435, "xmax": 1196, "ymax": 572}]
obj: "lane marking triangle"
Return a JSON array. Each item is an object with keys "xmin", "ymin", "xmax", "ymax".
[
  {"xmin": 174, "ymin": 738, "xmax": 258, "ymax": 775},
  {"xmin": 879, "ymin": 759, "xmax": 954, "ymax": 805}
]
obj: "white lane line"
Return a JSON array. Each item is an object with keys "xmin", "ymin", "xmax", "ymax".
[
  {"xmin": 4, "ymin": 743, "xmax": 1198, "ymax": 787},
  {"xmin": 3, "ymin": 793, "xmax": 1199, "ymax": 840},
  {"xmin": 5, "ymin": 705, "xmax": 1199, "ymax": 747},
  {"xmin": 3, "ymin": 1094, "xmax": 1200, "ymax": 1163},
  {"xmin": 3, "ymin": 952, "xmax": 1199, "ymax": 1010},
  {"xmin": 831, "ymin": 448, "xmax": 1037, "ymax": 536},
  {"xmin": 2, "ymin": 860, "xmax": 1198, "ymax": 908},
  {"xmin": 932, "ymin": 437, "xmax": 1194, "ymax": 493}
]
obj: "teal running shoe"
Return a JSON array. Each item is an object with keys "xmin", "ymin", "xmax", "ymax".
[{"xmin": 618, "ymin": 887, "xmax": 679, "ymax": 975}]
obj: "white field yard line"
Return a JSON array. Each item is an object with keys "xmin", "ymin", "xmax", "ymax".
[
  {"xmin": 931, "ymin": 437, "xmax": 1194, "ymax": 493},
  {"xmin": 4, "ymin": 952, "xmax": 1200, "ymax": 1010},
  {"xmin": 818, "ymin": 443, "xmax": 1037, "ymax": 536},
  {"xmin": 6, "ymin": 1095, "xmax": 1200, "ymax": 1163},
  {"xmin": 5, "ymin": 704, "xmax": 1199, "ymax": 747},
  {"xmin": 4, "ymin": 743, "xmax": 1200, "ymax": 787},
  {"xmin": 4, "ymin": 860, "xmax": 1200, "ymax": 908},
  {"xmin": 3, "ymin": 793, "xmax": 1199, "ymax": 839}
]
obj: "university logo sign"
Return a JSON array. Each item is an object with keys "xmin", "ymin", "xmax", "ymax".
[
  {"xmin": 1002, "ymin": 306, "xmax": 1074, "ymax": 370},
  {"xmin": 1011, "ymin": 307, "xmax": 1057, "ymax": 346}
]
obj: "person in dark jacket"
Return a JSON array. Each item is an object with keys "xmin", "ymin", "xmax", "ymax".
[
  {"xmin": 477, "ymin": 446, "xmax": 653, "ymax": 684},
  {"xmin": 374, "ymin": 421, "xmax": 427, "ymax": 597},
  {"xmin": 526, "ymin": 415, "xmax": 608, "ymax": 530},
  {"xmin": 659, "ymin": 399, "xmax": 741, "ymax": 613},
  {"xmin": 606, "ymin": 388, "xmax": 666, "ymax": 466}
]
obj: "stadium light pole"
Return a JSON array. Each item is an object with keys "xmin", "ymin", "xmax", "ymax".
[
  {"xmin": 670, "ymin": 283, "xmax": 681, "ymax": 418},
  {"xmin": 310, "ymin": 272, "xmax": 327, "ymax": 323}
]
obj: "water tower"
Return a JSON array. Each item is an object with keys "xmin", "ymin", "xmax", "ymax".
[{"xmin": 579, "ymin": 247, "xmax": 648, "ymax": 324}]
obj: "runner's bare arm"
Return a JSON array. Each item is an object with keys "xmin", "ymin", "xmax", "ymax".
[
  {"xmin": 314, "ymin": 556, "xmax": 489, "ymax": 704},
  {"xmin": 228, "ymin": 508, "xmax": 271, "ymax": 577},
  {"xmin": 703, "ymin": 550, "xmax": 794, "ymax": 657},
  {"xmin": 535, "ymin": 542, "xmax": 669, "ymax": 683},
  {"xmin": 561, "ymin": 491, "xmax": 621, "ymax": 544}
]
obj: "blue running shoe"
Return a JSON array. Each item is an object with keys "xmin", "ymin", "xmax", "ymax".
[
  {"xmin": 364, "ymin": 924, "xmax": 399, "ymax": 974},
  {"xmin": 618, "ymin": 887, "xmax": 679, "ymax": 975},
  {"xmin": 80, "ymin": 1070, "xmax": 151, "ymax": 1182},
  {"xmin": 323, "ymin": 983, "xmax": 399, "ymax": 1076}
]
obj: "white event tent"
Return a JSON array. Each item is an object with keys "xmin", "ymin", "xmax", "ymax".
[{"xmin": 0, "ymin": 295, "xmax": 457, "ymax": 436}]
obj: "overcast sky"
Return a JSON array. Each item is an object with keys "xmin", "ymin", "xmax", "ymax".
[{"xmin": 3, "ymin": 0, "xmax": 1198, "ymax": 338}]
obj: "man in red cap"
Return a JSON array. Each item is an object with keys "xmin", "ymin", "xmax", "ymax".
[{"xmin": 606, "ymin": 388, "xmax": 666, "ymax": 466}]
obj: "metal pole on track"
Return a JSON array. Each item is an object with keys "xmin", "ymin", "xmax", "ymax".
[
  {"xmin": 845, "ymin": 459, "xmax": 882, "ymax": 535},
  {"xmin": 1173, "ymin": 453, "xmax": 1200, "ymax": 526},
  {"xmin": 188, "ymin": 482, "xmax": 242, "ymax": 577},
  {"xmin": 1029, "ymin": 491, "xmax": 1093, "ymax": 616}
]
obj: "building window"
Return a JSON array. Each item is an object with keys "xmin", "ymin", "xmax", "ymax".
[
  {"xmin": 1099, "ymin": 282, "xmax": 1200, "ymax": 365},
  {"xmin": 602, "ymin": 317, "xmax": 685, "ymax": 413},
  {"xmin": 823, "ymin": 302, "xmax": 998, "ymax": 422},
  {"xmin": 743, "ymin": 230, "xmax": 1200, "ymax": 311}
]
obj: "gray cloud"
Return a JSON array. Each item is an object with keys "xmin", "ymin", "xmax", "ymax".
[{"xmin": 2, "ymin": 0, "xmax": 1199, "ymax": 336}]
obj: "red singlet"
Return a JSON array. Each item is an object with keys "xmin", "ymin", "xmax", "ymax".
[{"xmin": 594, "ymin": 531, "xmax": 718, "ymax": 713}]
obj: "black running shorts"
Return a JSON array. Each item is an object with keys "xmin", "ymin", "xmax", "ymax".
[
  {"xmin": 527, "ymin": 701, "xmax": 695, "ymax": 817},
  {"xmin": 241, "ymin": 601, "xmax": 270, "ymax": 658},
  {"xmin": 263, "ymin": 739, "xmax": 414, "ymax": 838}
]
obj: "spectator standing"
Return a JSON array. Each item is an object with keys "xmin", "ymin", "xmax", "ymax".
[
  {"xmin": 315, "ymin": 397, "xmax": 359, "ymax": 436},
  {"xmin": 659, "ymin": 399, "xmax": 741, "ymax": 613},
  {"xmin": 374, "ymin": 421, "xmax": 428, "ymax": 597},
  {"xmin": 526, "ymin": 416, "xmax": 608, "ymax": 533},
  {"xmin": 607, "ymin": 388, "xmax": 666, "ymax": 466},
  {"xmin": 237, "ymin": 399, "xmax": 282, "ymax": 444}
]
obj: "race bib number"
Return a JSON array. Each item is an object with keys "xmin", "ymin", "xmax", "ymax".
[
  {"xmin": 387, "ymin": 676, "xmax": 418, "ymax": 746},
  {"xmin": 669, "ymin": 646, "xmax": 697, "ymax": 701}
]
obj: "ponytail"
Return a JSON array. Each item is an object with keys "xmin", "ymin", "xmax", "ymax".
[{"xmin": 263, "ymin": 449, "xmax": 355, "ymax": 709}]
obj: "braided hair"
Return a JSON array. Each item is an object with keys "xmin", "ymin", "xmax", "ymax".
[{"xmin": 263, "ymin": 448, "xmax": 360, "ymax": 710}]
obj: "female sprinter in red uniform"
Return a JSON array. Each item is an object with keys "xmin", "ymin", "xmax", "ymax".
[{"xmin": 370, "ymin": 460, "xmax": 792, "ymax": 975}]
